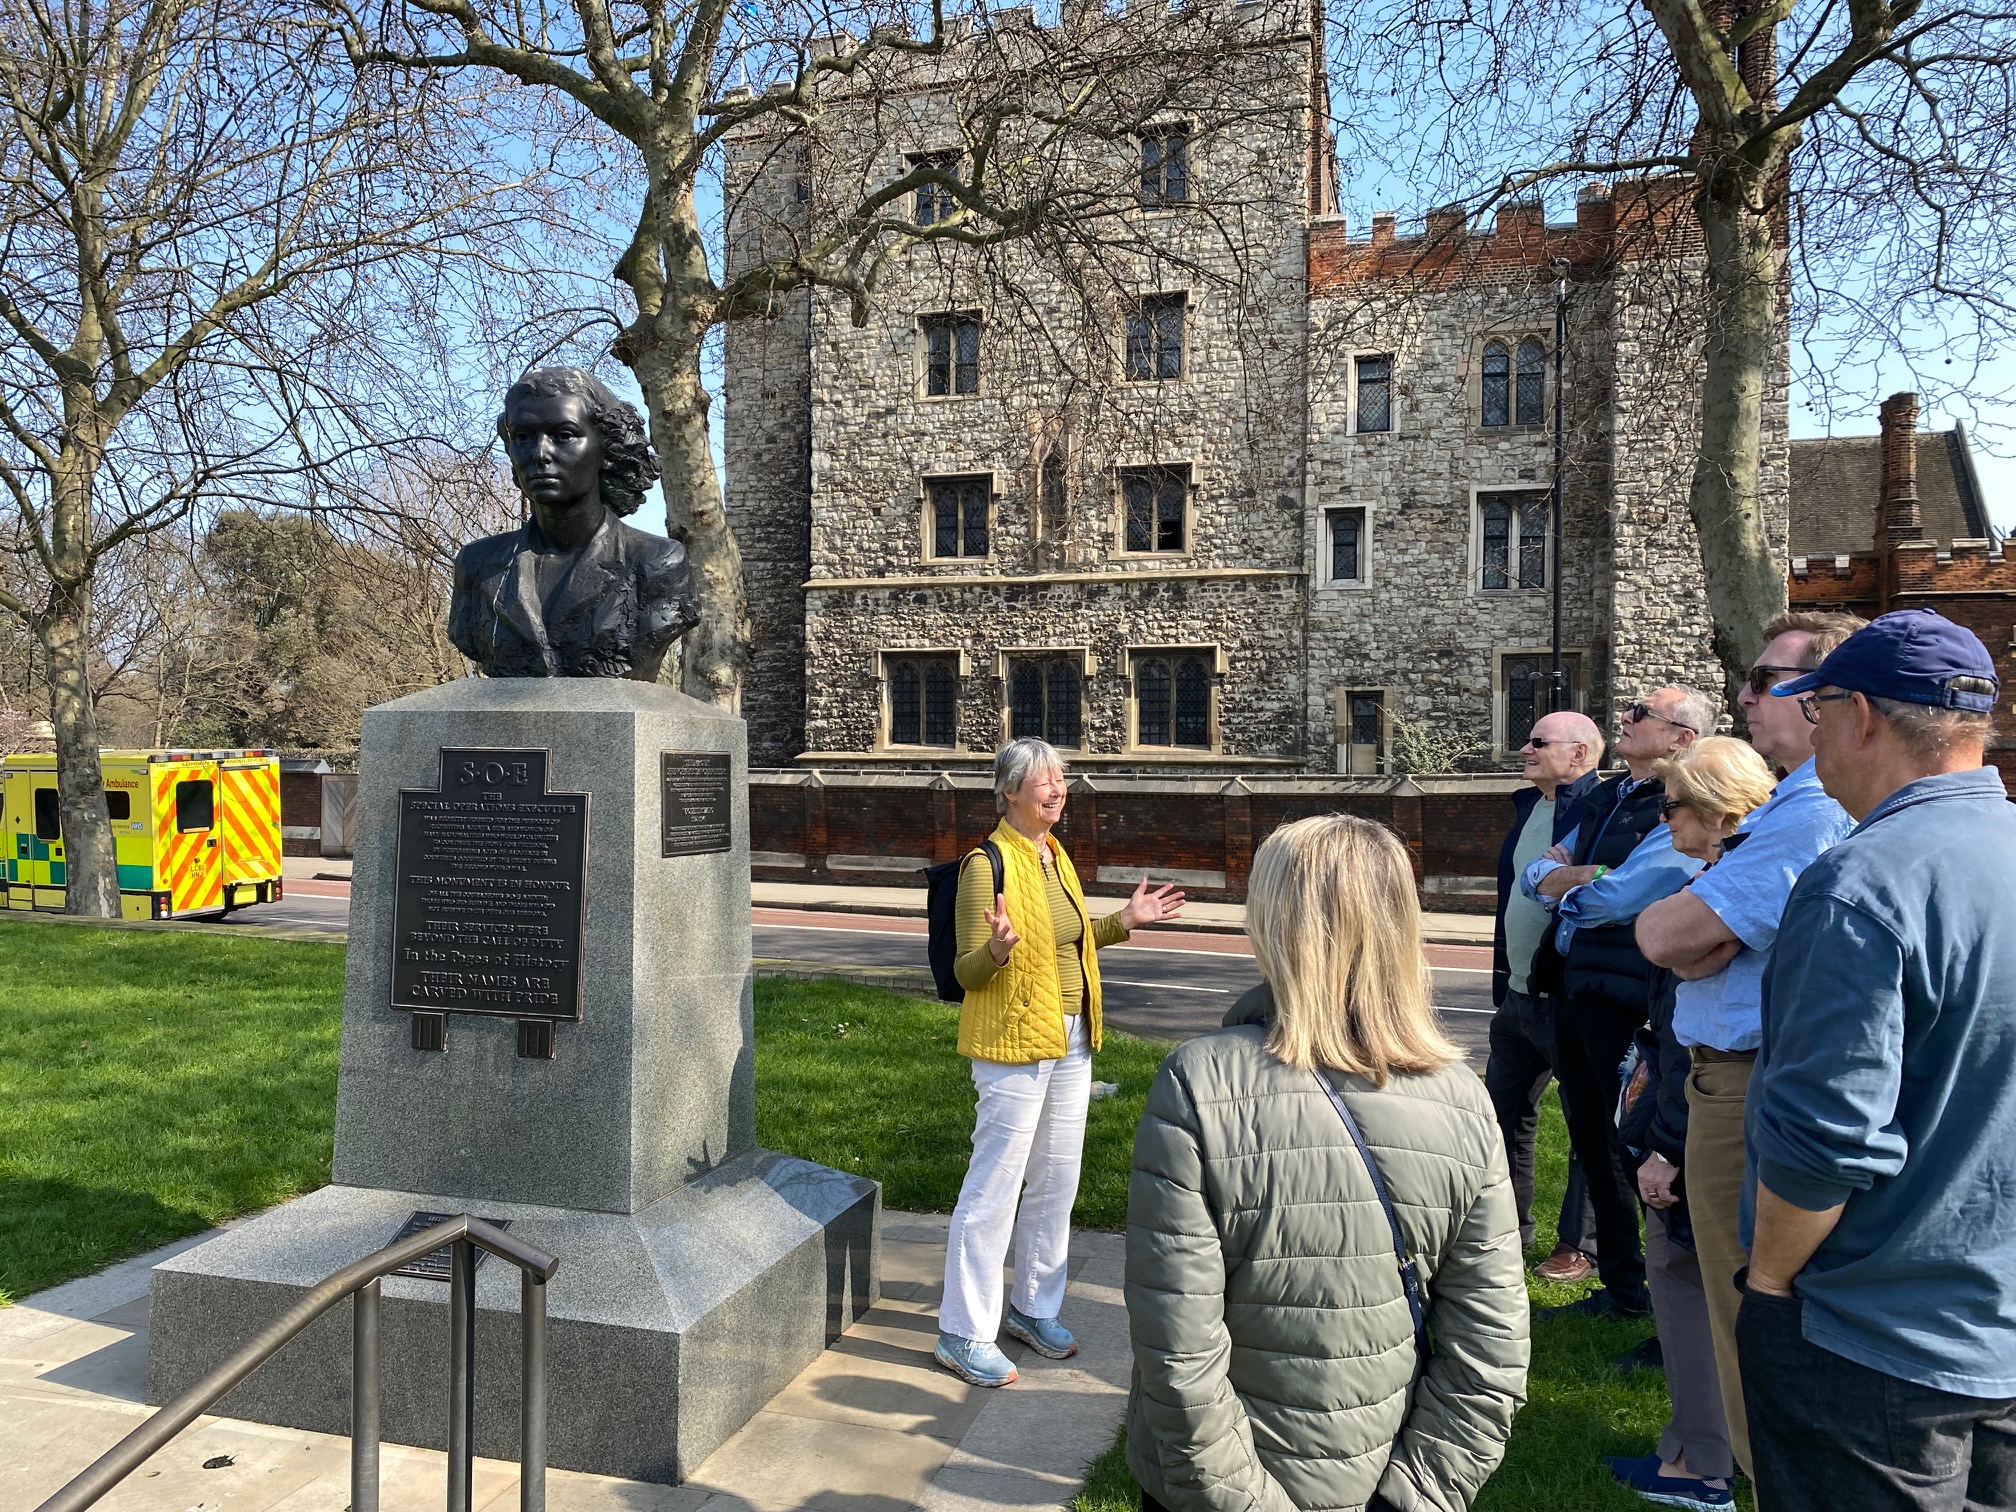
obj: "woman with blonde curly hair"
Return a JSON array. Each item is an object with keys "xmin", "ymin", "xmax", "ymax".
[
  {"xmin": 1125, "ymin": 814, "xmax": 1528, "ymax": 1512},
  {"xmin": 1605, "ymin": 735, "xmax": 1777, "ymax": 1508}
]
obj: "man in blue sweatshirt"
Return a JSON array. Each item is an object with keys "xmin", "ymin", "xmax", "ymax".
[{"xmin": 1740, "ymin": 608, "xmax": 2014, "ymax": 1510}]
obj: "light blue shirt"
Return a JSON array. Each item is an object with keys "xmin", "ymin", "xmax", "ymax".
[
  {"xmin": 1673, "ymin": 758, "xmax": 1855, "ymax": 1052},
  {"xmin": 1522, "ymin": 814, "xmax": 1704, "ymax": 954}
]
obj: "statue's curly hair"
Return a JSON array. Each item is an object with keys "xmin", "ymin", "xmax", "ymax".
[{"xmin": 498, "ymin": 367, "xmax": 660, "ymax": 517}]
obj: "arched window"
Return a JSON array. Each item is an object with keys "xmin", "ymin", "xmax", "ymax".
[
  {"xmin": 1515, "ymin": 338, "xmax": 1546, "ymax": 425},
  {"xmin": 1481, "ymin": 340, "xmax": 1510, "ymax": 427}
]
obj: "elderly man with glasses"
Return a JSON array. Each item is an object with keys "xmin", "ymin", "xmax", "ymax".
[
  {"xmin": 1634, "ymin": 611, "xmax": 1864, "ymax": 1483},
  {"xmin": 1520, "ymin": 683, "xmax": 1719, "ymax": 1319},
  {"xmin": 1487, "ymin": 710, "xmax": 1606, "ymax": 1286},
  {"xmin": 1734, "ymin": 609, "xmax": 2014, "ymax": 1511}
]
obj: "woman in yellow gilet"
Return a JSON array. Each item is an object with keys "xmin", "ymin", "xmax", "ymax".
[{"xmin": 935, "ymin": 738, "xmax": 1184, "ymax": 1387}]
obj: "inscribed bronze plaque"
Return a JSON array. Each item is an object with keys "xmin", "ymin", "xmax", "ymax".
[
  {"xmin": 390, "ymin": 748, "xmax": 589, "ymax": 1022},
  {"xmin": 660, "ymin": 751, "xmax": 732, "ymax": 858}
]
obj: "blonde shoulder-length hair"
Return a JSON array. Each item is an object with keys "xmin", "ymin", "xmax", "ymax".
[
  {"xmin": 1654, "ymin": 735, "xmax": 1777, "ymax": 826},
  {"xmin": 1246, "ymin": 813, "xmax": 1457, "ymax": 1082}
]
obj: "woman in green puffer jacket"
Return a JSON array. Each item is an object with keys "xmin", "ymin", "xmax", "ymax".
[{"xmin": 1125, "ymin": 814, "xmax": 1529, "ymax": 1512}]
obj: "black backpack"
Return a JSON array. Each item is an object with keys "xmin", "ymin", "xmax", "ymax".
[{"xmin": 921, "ymin": 841, "xmax": 1003, "ymax": 1003}]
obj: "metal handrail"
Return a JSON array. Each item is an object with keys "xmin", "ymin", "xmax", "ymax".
[{"xmin": 34, "ymin": 1215, "xmax": 559, "ymax": 1512}]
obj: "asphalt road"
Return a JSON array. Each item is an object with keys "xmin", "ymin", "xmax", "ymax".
[{"xmin": 222, "ymin": 885, "xmax": 1497, "ymax": 1061}]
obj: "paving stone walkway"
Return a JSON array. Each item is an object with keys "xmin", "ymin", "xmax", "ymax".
[{"xmin": 0, "ymin": 1212, "xmax": 1126, "ymax": 1512}]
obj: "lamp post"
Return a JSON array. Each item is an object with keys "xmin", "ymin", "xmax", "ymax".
[{"xmin": 1549, "ymin": 260, "xmax": 1570, "ymax": 714}]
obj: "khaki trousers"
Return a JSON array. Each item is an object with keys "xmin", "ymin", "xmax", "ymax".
[{"xmin": 1686, "ymin": 1051, "xmax": 1755, "ymax": 1480}]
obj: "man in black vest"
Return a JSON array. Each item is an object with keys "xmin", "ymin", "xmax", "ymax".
[{"xmin": 1524, "ymin": 684, "xmax": 1719, "ymax": 1317}]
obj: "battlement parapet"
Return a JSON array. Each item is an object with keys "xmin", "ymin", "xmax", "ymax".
[{"xmin": 1309, "ymin": 176, "xmax": 1708, "ymax": 293}]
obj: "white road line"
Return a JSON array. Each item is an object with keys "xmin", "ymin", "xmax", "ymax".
[
  {"xmin": 1105, "ymin": 980, "xmax": 1229, "ymax": 993},
  {"xmin": 1435, "ymin": 1005, "xmax": 1495, "ymax": 1015}
]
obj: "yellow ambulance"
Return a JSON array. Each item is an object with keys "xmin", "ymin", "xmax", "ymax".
[{"xmin": 3, "ymin": 750, "xmax": 285, "ymax": 920}]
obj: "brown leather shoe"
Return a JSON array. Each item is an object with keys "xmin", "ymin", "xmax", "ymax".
[{"xmin": 1534, "ymin": 1244, "xmax": 1594, "ymax": 1284}]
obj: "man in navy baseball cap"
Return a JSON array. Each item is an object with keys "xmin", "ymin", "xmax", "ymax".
[{"xmin": 1738, "ymin": 604, "xmax": 2014, "ymax": 1512}]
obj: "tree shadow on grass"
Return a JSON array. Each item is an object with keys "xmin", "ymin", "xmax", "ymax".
[{"xmin": 0, "ymin": 1176, "xmax": 213, "ymax": 1302}]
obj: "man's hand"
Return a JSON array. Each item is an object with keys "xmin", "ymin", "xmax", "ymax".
[
  {"xmin": 1118, "ymin": 879, "xmax": 1185, "ymax": 931},
  {"xmin": 1673, "ymin": 938, "xmax": 1742, "ymax": 980},
  {"xmin": 1748, "ymin": 1181, "xmax": 1846, "ymax": 1299},
  {"xmin": 1542, "ymin": 843, "xmax": 1573, "ymax": 865},
  {"xmin": 1637, "ymin": 1153, "xmax": 1680, "ymax": 1209},
  {"xmin": 1540, "ymin": 864, "xmax": 1599, "ymax": 898},
  {"xmin": 984, "ymin": 894, "xmax": 1020, "ymax": 965}
]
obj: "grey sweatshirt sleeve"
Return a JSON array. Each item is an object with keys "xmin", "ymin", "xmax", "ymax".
[{"xmin": 1752, "ymin": 892, "xmax": 1912, "ymax": 1212}]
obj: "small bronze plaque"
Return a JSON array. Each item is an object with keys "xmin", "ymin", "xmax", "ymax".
[
  {"xmin": 660, "ymin": 751, "xmax": 733, "ymax": 858},
  {"xmin": 390, "ymin": 749, "xmax": 589, "ymax": 1024},
  {"xmin": 387, "ymin": 1210, "xmax": 512, "ymax": 1281}
]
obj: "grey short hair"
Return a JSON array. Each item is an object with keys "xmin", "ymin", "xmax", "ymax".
[
  {"xmin": 995, "ymin": 738, "xmax": 1065, "ymax": 814},
  {"xmin": 1867, "ymin": 696, "xmax": 1995, "ymax": 762},
  {"xmin": 1666, "ymin": 684, "xmax": 1722, "ymax": 738}
]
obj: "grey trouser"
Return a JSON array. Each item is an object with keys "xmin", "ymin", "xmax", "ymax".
[{"xmin": 1646, "ymin": 1204, "xmax": 1735, "ymax": 1480}]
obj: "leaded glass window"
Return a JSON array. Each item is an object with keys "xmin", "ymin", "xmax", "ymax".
[
  {"xmin": 1140, "ymin": 128, "xmax": 1189, "ymax": 205},
  {"xmin": 1515, "ymin": 338, "xmax": 1546, "ymax": 425},
  {"xmin": 908, "ymin": 151, "xmax": 959, "ymax": 226},
  {"xmin": 1481, "ymin": 341, "xmax": 1510, "ymax": 427},
  {"xmin": 1120, "ymin": 466, "xmax": 1187, "ymax": 553},
  {"xmin": 1503, "ymin": 654, "xmax": 1581, "ymax": 749},
  {"xmin": 888, "ymin": 656, "xmax": 958, "ymax": 746},
  {"xmin": 923, "ymin": 314, "xmax": 981, "ymax": 396},
  {"xmin": 1135, "ymin": 652, "xmax": 1212, "ymax": 748},
  {"xmin": 1009, "ymin": 656, "xmax": 1083, "ymax": 747},
  {"xmin": 1326, "ymin": 507, "xmax": 1364, "ymax": 583},
  {"xmin": 928, "ymin": 476, "xmax": 989, "ymax": 558},
  {"xmin": 1126, "ymin": 295, "xmax": 1185, "ymax": 381},
  {"xmin": 1479, "ymin": 491, "xmax": 1549, "ymax": 591},
  {"xmin": 1355, "ymin": 354, "xmax": 1392, "ymax": 433},
  {"xmin": 1039, "ymin": 450, "xmax": 1068, "ymax": 536}
]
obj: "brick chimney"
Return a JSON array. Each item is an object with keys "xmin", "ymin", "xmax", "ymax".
[
  {"xmin": 1879, "ymin": 392, "xmax": 1923, "ymax": 547},
  {"xmin": 1878, "ymin": 390, "xmax": 1922, "ymax": 611}
]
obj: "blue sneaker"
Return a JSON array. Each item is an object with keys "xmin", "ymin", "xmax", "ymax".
[
  {"xmin": 1604, "ymin": 1454, "xmax": 1734, "ymax": 1508},
  {"xmin": 1003, "ymin": 1305, "xmax": 1078, "ymax": 1360},
  {"xmin": 935, "ymin": 1332, "xmax": 1018, "ymax": 1386}
]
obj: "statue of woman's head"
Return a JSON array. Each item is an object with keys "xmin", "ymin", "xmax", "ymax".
[{"xmin": 497, "ymin": 367, "xmax": 660, "ymax": 517}]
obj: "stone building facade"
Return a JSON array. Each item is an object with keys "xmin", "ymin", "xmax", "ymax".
[{"xmin": 723, "ymin": 13, "xmax": 1791, "ymax": 773}]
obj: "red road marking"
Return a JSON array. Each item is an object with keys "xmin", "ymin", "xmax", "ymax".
[{"xmin": 283, "ymin": 883, "xmax": 1494, "ymax": 971}]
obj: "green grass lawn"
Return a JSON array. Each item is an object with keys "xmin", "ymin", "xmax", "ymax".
[{"xmin": 1, "ymin": 920, "xmax": 1730, "ymax": 1508}]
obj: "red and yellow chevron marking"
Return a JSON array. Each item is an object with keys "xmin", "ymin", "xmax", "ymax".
[
  {"xmin": 154, "ymin": 763, "xmax": 221, "ymax": 912},
  {"xmin": 219, "ymin": 762, "xmax": 280, "ymax": 884}
]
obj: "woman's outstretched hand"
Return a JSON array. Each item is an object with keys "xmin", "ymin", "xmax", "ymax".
[
  {"xmin": 1118, "ymin": 879, "xmax": 1186, "ymax": 931},
  {"xmin": 985, "ymin": 893, "xmax": 1021, "ymax": 965}
]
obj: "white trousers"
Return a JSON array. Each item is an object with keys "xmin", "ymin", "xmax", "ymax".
[{"xmin": 938, "ymin": 1013, "xmax": 1092, "ymax": 1342}]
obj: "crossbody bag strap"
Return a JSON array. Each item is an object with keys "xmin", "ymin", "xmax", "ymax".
[{"xmin": 1313, "ymin": 1069, "xmax": 1432, "ymax": 1365}]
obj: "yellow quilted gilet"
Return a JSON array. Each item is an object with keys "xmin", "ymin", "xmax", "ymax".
[{"xmin": 955, "ymin": 821, "xmax": 1104, "ymax": 1063}]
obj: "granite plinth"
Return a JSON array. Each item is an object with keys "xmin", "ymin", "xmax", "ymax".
[
  {"xmin": 331, "ymin": 678, "xmax": 754, "ymax": 1215},
  {"xmin": 147, "ymin": 1152, "xmax": 880, "ymax": 1483}
]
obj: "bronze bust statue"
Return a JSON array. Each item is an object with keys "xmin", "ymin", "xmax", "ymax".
[{"xmin": 449, "ymin": 368, "xmax": 699, "ymax": 680}]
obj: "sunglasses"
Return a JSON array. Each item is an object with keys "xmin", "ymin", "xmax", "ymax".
[
  {"xmin": 1521, "ymin": 737, "xmax": 1579, "ymax": 750},
  {"xmin": 1658, "ymin": 799, "xmax": 1690, "ymax": 820},
  {"xmin": 1627, "ymin": 702, "xmax": 1697, "ymax": 734},
  {"xmin": 1746, "ymin": 664, "xmax": 1803, "ymax": 695},
  {"xmin": 1798, "ymin": 691, "xmax": 1855, "ymax": 725}
]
